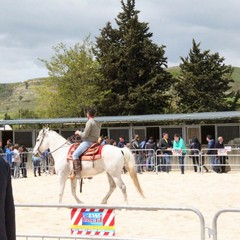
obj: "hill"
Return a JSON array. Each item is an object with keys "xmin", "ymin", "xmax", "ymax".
[
  {"xmin": 0, "ymin": 78, "xmax": 47, "ymax": 119},
  {"xmin": 0, "ymin": 67, "xmax": 240, "ymax": 119},
  {"xmin": 231, "ymin": 67, "xmax": 240, "ymax": 89},
  {"xmin": 167, "ymin": 66, "xmax": 240, "ymax": 89}
]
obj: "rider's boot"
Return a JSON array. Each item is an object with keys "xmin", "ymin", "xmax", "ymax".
[{"xmin": 69, "ymin": 159, "xmax": 81, "ymax": 180}]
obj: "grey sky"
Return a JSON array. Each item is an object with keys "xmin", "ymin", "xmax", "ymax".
[{"xmin": 0, "ymin": 0, "xmax": 239, "ymax": 83}]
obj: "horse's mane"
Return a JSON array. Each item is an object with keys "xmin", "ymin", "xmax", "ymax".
[{"xmin": 47, "ymin": 130, "xmax": 71, "ymax": 145}]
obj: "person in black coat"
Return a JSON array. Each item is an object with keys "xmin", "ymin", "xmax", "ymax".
[
  {"xmin": 190, "ymin": 136, "xmax": 201, "ymax": 172},
  {"xmin": 189, "ymin": 136, "xmax": 209, "ymax": 173},
  {"xmin": 19, "ymin": 145, "xmax": 28, "ymax": 178},
  {"xmin": 0, "ymin": 156, "xmax": 16, "ymax": 240},
  {"xmin": 158, "ymin": 133, "xmax": 173, "ymax": 173},
  {"xmin": 214, "ymin": 136, "xmax": 227, "ymax": 173}
]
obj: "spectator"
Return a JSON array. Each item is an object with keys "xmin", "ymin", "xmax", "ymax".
[
  {"xmin": 109, "ymin": 139, "xmax": 117, "ymax": 146},
  {"xmin": 206, "ymin": 135, "xmax": 215, "ymax": 171},
  {"xmin": 41, "ymin": 149, "xmax": 50, "ymax": 174},
  {"xmin": 214, "ymin": 136, "xmax": 227, "ymax": 173},
  {"xmin": 12, "ymin": 144, "xmax": 21, "ymax": 179},
  {"xmin": 158, "ymin": 133, "xmax": 173, "ymax": 173},
  {"xmin": 190, "ymin": 136, "xmax": 201, "ymax": 172},
  {"xmin": 101, "ymin": 136, "xmax": 110, "ymax": 145},
  {"xmin": 139, "ymin": 137, "xmax": 148, "ymax": 172},
  {"xmin": 32, "ymin": 154, "xmax": 42, "ymax": 177},
  {"xmin": 117, "ymin": 136, "xmax": 127, "ymax": 148},
  {"xmin": 190, "ymin": 136, "xmax": 209, "ymax": 173},
  {"xmin": 4, "ymin": 139, "xmax": 12, "ymax": 152},
  {"xmin": 48, "ymin": 151, "xmax": 55, "ymax": 175},
  {"xmin": 145, "ymin": 137, "xmax": 156, "ymax": 171},
  {"xmin": 19, "ymin": 145, "xmax": 28, "ymax": 178},
  {"xmin": 130, "ymin": 134, "xmax": 142, "ymax": 174},
  {"xmin": 5, "ymin": 144, "xmax": 14, "ymax": 176},
  {"xmin": 139, "ymin": 137, "xmax": 148, "ymax": 149},
  {"xmin": 0, "ymin": 141, "xmax": 4, "ymax": 154},
  {"xmin": 173, "ymin": 134, "xmax": 186, "ymax": 174},
  {"xmin": 0, "ymin": 155, "xmax": 16, "ymax": 240}
]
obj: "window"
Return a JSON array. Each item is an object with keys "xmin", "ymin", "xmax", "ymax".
[
  {"xmin": 217, "ymin": 126, "xmax": 239, "ymax": 144},
  {"xmin": 14, "ymin": 131, "xmax": 33, "ymax": 147},
  {"xmin": 161, "ymin": 127, "xmax": 183, "ymax": 141},
  {"xmin": 132, "ymin": 128, "xmax": 146, "ymax": 140},
  {"xmin": 61, "ymin": 130, "xmax": 75, "ymax": 139},
  {"xmin": 109, "ymin": 128, "xmax": 129, "ymax": 143}
]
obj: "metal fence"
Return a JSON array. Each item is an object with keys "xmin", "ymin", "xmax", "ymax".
[
  {"xmin": 15, "ymin": 204, "xmax": 240, "ymax": 240},
  {"xmin": 15, "ymin": 204, "xmax": 206, "ymax": 240},
  {"xmin": 2, "ymin": 146, "xmax": 240, "ymax": 177},
  {"xmin": 201, "ymin": 148, "xmax": 240, "ymax": 172},
  {"xmin": 130, "ymin": 148, "xmax": 240, "ymax": 174},
  {"xmin": 210, "ymin": 208, "xmax": 240, "ymax": 240},
  {"xmin": 0, "ymin": 152, "xmax": 55, "ymax": 177},
  {"xmin": 6, "ymin": 147, "xmax": 240, "ymax": 239}
]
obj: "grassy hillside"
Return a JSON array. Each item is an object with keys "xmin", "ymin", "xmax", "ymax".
[
  {"xmin": 167, "ymin": 66, "xmax": 240, "ymax": 88},
  {"xmin": 0, "ymin": 67, "xmax": 240, "ymax": 119},
  {"xmin": 0, "ymin": 78, "xmax": 47, "ymax": 119},
  {"xmin": 166, "ymin": 66, "xmax": 181, "ymax": 77},
  {"xmin": 231, "ymin": 67, "xmax": 240, "ymax": 89}
]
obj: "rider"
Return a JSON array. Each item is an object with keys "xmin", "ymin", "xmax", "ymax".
[{"xmin": 70, "ymin": 108, "xmax": 101, "ymax": 179}]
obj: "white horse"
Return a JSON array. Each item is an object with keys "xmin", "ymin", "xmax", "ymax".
[{"xmin": 32, "ymin": 128, "xmax": 144, "ymax": 204}]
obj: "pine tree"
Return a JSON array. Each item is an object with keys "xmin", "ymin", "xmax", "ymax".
[
  {"xmin": 174, "ymin": 39, "xmax": 237, "ymax": 112},
  {"xmin": 94, "ymin": 0, "xmax": 172, "ymax": 115}
]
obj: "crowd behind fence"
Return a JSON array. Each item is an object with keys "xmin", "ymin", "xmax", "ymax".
[
  {"xmin": 1, "ymin": 146, "xmax": 240, "ymax": 177},
  {"xmin": 127, "ymin": 147, "xmax": 240, "ymax": 174},
  {"xmin": 0, "ymin": 151, "xmax": 55, "ymax": 178},
  {"xmin": 1, "ymin": 147, "xmax": 239, "ymax": 239}
]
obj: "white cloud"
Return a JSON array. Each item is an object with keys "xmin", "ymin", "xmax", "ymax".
[{"xmin": 0, "ymin": 0, "xmax": 239, "ymax": 83}]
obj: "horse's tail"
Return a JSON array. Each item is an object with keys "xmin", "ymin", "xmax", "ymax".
[{"xmin": 121, "ymin": 148, "xmax": 145, "ymax": 198}]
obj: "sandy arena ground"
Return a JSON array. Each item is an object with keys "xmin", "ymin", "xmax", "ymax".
[{"xmin": 12, "ymin": 170, "xmax": 240, "ymax": 240}]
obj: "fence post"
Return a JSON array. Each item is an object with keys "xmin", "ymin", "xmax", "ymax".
[{"xmin": 211, "ymin": 208, "xmax": 240, "ymax": 240}]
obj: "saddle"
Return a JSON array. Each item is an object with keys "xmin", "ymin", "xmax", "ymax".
[{"xmin": 67, "ymin": 142, "xmax": 103, "ymax": 161}]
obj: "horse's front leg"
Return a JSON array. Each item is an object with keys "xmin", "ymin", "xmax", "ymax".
[
  {"xmin": 70, "ymin": 178, "xmax": 83, "ymax": 204},
  {"xmin": 59, "ymin": 174, "xmax": 68, "ymax": 204}
]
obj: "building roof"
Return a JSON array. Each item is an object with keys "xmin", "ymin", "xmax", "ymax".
[
  {"xmin": 0, "ymin": 111, "xmax": 240, "ymax": 126},
  {"xmin": 0, "ymin": 124, "xmax": 12, "ymax": 130}
]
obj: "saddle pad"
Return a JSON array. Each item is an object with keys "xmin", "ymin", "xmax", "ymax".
[{"xmin": 67, "ymin": 143, "xmax": 104, "ymax": 161}]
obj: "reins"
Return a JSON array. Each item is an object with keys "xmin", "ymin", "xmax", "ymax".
[{"xmin": 37, "ymin": 132, "xmax": 76, "ymax": 155}]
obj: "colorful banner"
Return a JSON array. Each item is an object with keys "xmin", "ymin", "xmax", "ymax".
[{"xmin": 71, "ymin": 208, "xmax": 115, "ymax": 236}]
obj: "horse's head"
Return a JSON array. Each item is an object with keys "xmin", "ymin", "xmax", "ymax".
[{"xmin": 32, "ymin": 128, "xmax": 50, "ymax": 156}]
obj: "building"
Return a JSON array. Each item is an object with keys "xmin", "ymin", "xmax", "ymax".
[{"xmin": 0, "ymin": 111, "xmax": 240, "ymax": 147}]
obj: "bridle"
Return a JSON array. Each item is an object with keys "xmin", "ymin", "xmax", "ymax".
[
  {"xmin": 36, "ymin": 130, "xmax": 48, "ymax": 155},
  {"xmin": 36, "ymin": 130, "xmax": 75, "ymax": 156}
]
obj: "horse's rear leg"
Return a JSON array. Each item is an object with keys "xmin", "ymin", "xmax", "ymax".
[
  {"xmin": 113, "ymin": 175, "xmax": 128, "ymax": 204},
  {"xmin": 101, "ymin": 173, "xmax": 116, "ymax": 204},
  {"xmin": 70, "ymin": 178, "xmax": 82, "ymax": 204}
]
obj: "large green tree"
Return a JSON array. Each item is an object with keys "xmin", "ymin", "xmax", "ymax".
[
  {"xmin": 174, "ymin": 39, "xmax": 238, "ymax": 113},
  {"xmin": 94, "ymin": 0, "xmax": 172, "ymax": 115},
  {"xmin": 38, "ymin": 38, "xmax": 103, "ymax": 118}
]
